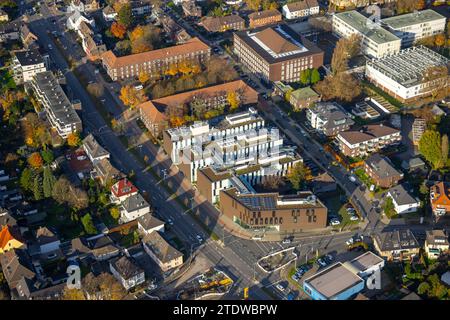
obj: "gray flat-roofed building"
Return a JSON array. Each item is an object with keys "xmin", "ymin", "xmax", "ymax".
[
  {"xmin": 332, "ymin": 10, "xmax": 401, "ymax": 58},
  {"xmin": 30, "ymin": 71, "xmax": 82, "ymax": 138},
  {"xmin": 365, "ymin": 46, "xmax": 448, "ymax": 102},
  {"xmin": 382, "ymin": 10, "xmax": 446, "ymax": 47},
  {"xmin": 303, "ymin": 262, "xmax": 365, "ymax": 300},
  {"xmin": 348, "ymin": 251, "xmax": 384, "ymax": 277},
  {"xmin": 11, "ymin": 49, "xmax": 47, "ymax": 84}
]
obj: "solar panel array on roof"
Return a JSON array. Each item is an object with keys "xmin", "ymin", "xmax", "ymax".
[{"xmin": 239, "ymin": 195, "xmax": 276, "ymax": 210}]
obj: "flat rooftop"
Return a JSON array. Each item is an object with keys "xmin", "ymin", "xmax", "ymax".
[
  {"xmin": 334, "ymin": 10, "xmax": 400, "ymax": 44},
  {"xmin": 304, "ymin": 262, "xmax": 364, "ymax": 299},
  {"xmin": 235, "ymin": 24, "xmax": 323, "ymax": 64},
  {"xmin": 33, "ymin": 71, "xmax": 81, "ymax": 126},
  {"xmin": 382, "ymin": 9, "xmax": 446, "ymax": 29},
  {"xmin": 367, "ymin": 46, "xmax": 449, "ymax": 88},
  {"xmin": 350, "ymin": 251, "xmax": 384, "ymax": 272}
]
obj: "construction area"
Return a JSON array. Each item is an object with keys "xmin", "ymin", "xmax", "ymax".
[{"xmin": 176, "ymin": 268, "xmax": 233, "ymax": 300}]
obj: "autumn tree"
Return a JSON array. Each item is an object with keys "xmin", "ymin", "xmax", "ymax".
[
  {"xmin": 138, "ymin": 70, "xmax": 151, "ymax": 84},
  {"xmin": 227, "ymin": 91, "xmax": 240, "ymax": 110},
  {"xmin": 21, "ymin": 113, "xmax": 51, "ymax": 148},
  {"xmin": 43, "ymin": 166, "xmax": 56, "ymax": 198},
  {"xmin": 62, "ymin": 288, "xmax": 86, "ymax": 300},
  {"xmin": 82, "ymin": 273, "xmax": 125, "ymax": 300},
  {"xmin": 396, "ymin": 0, "xmax": 416, "ymax": 14},
  {"xmin": 262, "ymin": 175, "xmax": 285, "ymax": 191},
  {"xmin": 422, "ymin": 65, "xmax": 449, "ymax": 101},
  {"xmin": 87, "ymin": 83, "xmax": 104, "ymax": 98},
  {"xmin": 110, "ymin": 206, "xmax": 120, "ymax": 220},
  {"xmin": 331, "ymin": 34, "xmax": 361, "ymax": 75},
  {"xmin": 129, "ymin": 25, "xmax": 161, "ymax": 54},
  {"xmin": 28, "ymin": 152, "xmax": 43, "ymax": 169},
  {"xmin": 67, "ymin": 132, "xmax": 81, "ymax": 147},
  {"xmin": 245, "ymin": 0, "xmax": 262, "ymax": 11},
  {"xmin": 314, "ymin": 72, "xmax": 361, "ymax": 103},
  {"xmin": 110, "ymin": 22, "xmax": 127, "ymax": 39},
  {"xmin": 52, "ymin": 176, "xmax": 89, "ymax": 210},
  {"xmin": 287, "ymin": 162, "xmax": 310, "ymax": 190},
  {"xmin": 119, "ymin": 85, "xmax": 148, "ymax": 108},
  {"xmin": 434, "ymin": 33, "xmax": 446, "ymax": 47}
]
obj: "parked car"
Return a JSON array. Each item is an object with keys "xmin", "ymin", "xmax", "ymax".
[
  {"xmin": 350, "ymin": 215, "xmax": 359, "ymax": 221},
  {"xmin": 349, "ymin": 175, "xmax": 356, "ymax": 183},
  {"xmin": 317, "ymin": 258, "xmax": 327, "ymax": 267},
  {"xmin": 330, "ymin": 218, "xmax": 340, "ymax": 226},
  {"xmin": 346, "ymin": 238, "xmax": 354, "ymax": 246},
  {"xmin": 196, "ymin": 235, "xmax": 203, "ymax": 243},
  {"xmin": 167, "ymin": 218, "xmax": 174, "ymax": 225},
  {"xmin": 275, "ymin": 283, "xmax": 285, "ymax": 292}
]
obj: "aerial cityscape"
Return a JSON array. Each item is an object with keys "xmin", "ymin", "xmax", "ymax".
[{"xmin": 0, "ymin": 0, "xmax": 449, "ymax": 303}]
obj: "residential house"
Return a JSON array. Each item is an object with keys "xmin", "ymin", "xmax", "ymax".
[
  {"xmin": 306, "ymin": 102, "xmax": 354, "ymax": 136},
  {"xmin": 119, "ymin": 193, "xmax": 151, "ymax": 223},
  {"xmin": 131, "ymin": 0, "xmax": 152, "ymax": 16},
  {"xmin": 20, "ymin": 24, "xmax": 39, "ymax": 49},
  {"xmin": 200, "ymin": 15, "xmax": 245, "ymax": 33},
  {"xmin": 88, "ymin": 235, "xmax": 120, "ymax": 261},
  {"xmin": 138, "ymin": 80, "xmax": 259, "ymax": 137},
  {"xmin": 0, "ymin": 249, "xmax": 36, "ymax": 290},
  {"xmin": 137, "ymin": 213, "xmax": 165, "ymax": 235},
  {"xmin": 182, "ymin": 0, "xmax": 202, "ymax": 18},
  {"xmin": 109, "ymin": 256, "xmax": 145, "ymax": 290},
  {"xmin": 66, "ymin": 237, "xmax": 91, "ymax": 261},
  {"xmin": 0, "ymin": 9, "xmax": 8, "ymax": 22},
  {"xmin": 159, "ymin": 15, "xmax": 192, "ymax": 44},
  {"xmin": 387, "ymin": 184, "xmax": 420, "ymax": 214},
  {"xmin": 0, "ymin": 21, "xmax": 21, "ymax": 42},
  {"xmin": 92, "ymin": 158, "xmax": 122, "ymax": 186},
  {"xmin": 35, "ymin": 227, "xmax": 60, "ymax": 255},
  {"xmin": 401, "ymin": 157, "xmax": 426, "ymax": 174},
  {"xmin": 311, "ymin": 172, "xmax": 337, "ymax": 194},
  {"xmin": 110, "ymin": 178, "xmax": 139, "ymax": 204},
  {"xmin": 430, "ymin": 181, "xmax": 450, "ymax": 218},
  {"xmin": 0, "ymin": 225, "xmax": 25, "ymax": 254},
  {"xmin": 282, "ymin": 0, "xmax": 319, "ymax": 20},
  {"xmin": 364, "ymin": 154, "xmax": 403, "ymax": 188},
  {"xmin": 373, "ymin": 229, "xmax": 420, "ymax": 261},
  {"xmin": 69, "ymin": 0, "xmax": 100, "ymax": 12},
  {"xmin": 289, "ymin": 86, "xmax": 320, "ymax": 110},
  {"xmin": 142, "ymin": 231, "xmax": 183, "ymax": 272},
  {"xmin": 14, "ymin": 278, "xmax": 65, "ymax": 300},
  {"xmin": 424, "ymin": 230, "xmax": 449, "ymax": 259},
  {"xmin": 82, "ymin": 134, "xmax": 110, "ymax": 164},
  {"xmin": 67, "ymin": 10, "xmax": 95, "ymax": 31},
  {"xmin": 0, "ymin": 208, "xmax": 17, "ymax": 228},
  {"xmin": 336, "ymin": 124, "xmax": 401, "ymax": 158},
  {"xmin": 11, "ymin": 49, "xmax": 47, "ymax": 84},
  {"xmin": 102, "ymin": 5, "xmax": 117, "ymax": 22},
  {"xmin": 248, "ymin": 9, "xmax": 282, "ymax": 29}
]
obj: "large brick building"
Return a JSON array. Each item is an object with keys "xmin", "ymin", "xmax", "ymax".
[
  {"xmin": 200, "ymin": 15, "xmax": 245, "ymax": 32},
  {"xmin": 219, "ymin": 188, "xmax": 327, "ymax": 234},
  {"xmin": 248, "ymin": 9, "xmax": 282, "ymax": 29},
  {"xmin": 364, "ymin": 153, "xmax": 403, "ymax": 189},
  {"xmin": 138, "ymin": 80, "xmax": 259, "ymax": 137},
  {"xmin": 233, "ymin": 25, "xmax": 324, "ymax": 83},
  {"xmin": 101, "ymin": 37, "xmax": 210, "ymax": 81}
]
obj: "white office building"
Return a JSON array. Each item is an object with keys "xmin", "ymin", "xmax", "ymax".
[
  {"xmin": 365, "ymin": 46, "xmax": 449, "ymax": 102},
  {"xmin": 332, "ymin": 10, "xmax": 401, "ymax": 58},
  {"xmin": 382, "ymin": 10, "xmax": 446, "ymax": 47}
]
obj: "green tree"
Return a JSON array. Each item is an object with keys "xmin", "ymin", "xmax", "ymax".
[
  {"xmin": 41, "ymin": 149, "xmax": 54, "ymax": 164},
  {"xmin": 109, "ymin": 207, "xmax": 120, "ymax": 220},
  {"xmin": 20, "ymin": 168, "xmax": 33, "ymax": 191},
  {"xmin": 310, "ymin": 68, "xmax": 321, "ymax": 84},
  {"xmin": 300, "ymin": 69, "xmax": 311, "ymax": 86},
  {"xmin": 419, "ymin": 130, "xmax": 443, "ymax": 169},
  {"xmin": 43, "ymin": 166, "xmax": 56, "ymax": 198},
  {"xmin": 118, "ymin": 4, "xmax": 132, "ymax": 28},
  {"xmin": 81, "ymin": 214, "xmax": 97, "ymax": 235},
  {"xmin": 33, "ymin": 174, "xmax": 43, "ymax": 201},
  {"xmin": 417, "ymin": 282, "xmax": 430, "ymax": 295},
  {"xmin": 441, "ymin": 134, "xmax": 448, "ymax": 167},
  {"xmin": 383, "ymin": 196, "xmax": 396, "ymax": 219},
  {"xmin": 287, "ymin": 162, "xmax": 309, "ymax": 190}
]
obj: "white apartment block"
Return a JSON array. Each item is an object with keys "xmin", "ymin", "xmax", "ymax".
[
  {"xmin": 163, "ymin": 108, "xmax": 300, "ymax": 183},
  {"xmin": 30, "ymin": 71, "xmax": 82, "ymax": 138},
  {"xmin": 282, "ymin": 0, "xmax": 319, "ymax": 20},
  {"xmin": 365, "ymin": 46, "xmax": 449, "ymax": 102},
  {"xmin": 332, "ymin": 10, "xmax": 401, "ymax": 58},
  {"xmin": 382, "ymin": 10, "xmax": 446, "ymax": 48},
  {"xmin": 11, "ymin": 50, "xmax": 47, "ymax": 84}
]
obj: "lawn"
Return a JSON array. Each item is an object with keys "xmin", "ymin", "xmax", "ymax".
[{"xmin": 43, "ymin": 202, "xmax": 85, "ymax": 240}]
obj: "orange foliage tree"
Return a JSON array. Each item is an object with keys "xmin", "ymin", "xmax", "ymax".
[
  {"xmin": 67, "ymin": 132, "xmax": 81, "ymax": 147},
  {"xmin": 119, "ymin": 85, "xmax": 148, "ymax": 108},
  {"xmin": 110, "ymin": 22, "xmax": 127, "ymax": 39},
  {"xmin": 138, "ymin": 70, "xmax": 151, "ymax": 84},
  {"xmin": 28, "ymin": 152, "xmax": 43, "ymax": 169},
  {"xmin": 435, "ymin": 34, "xmax": 446, "ymax": 47}
]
